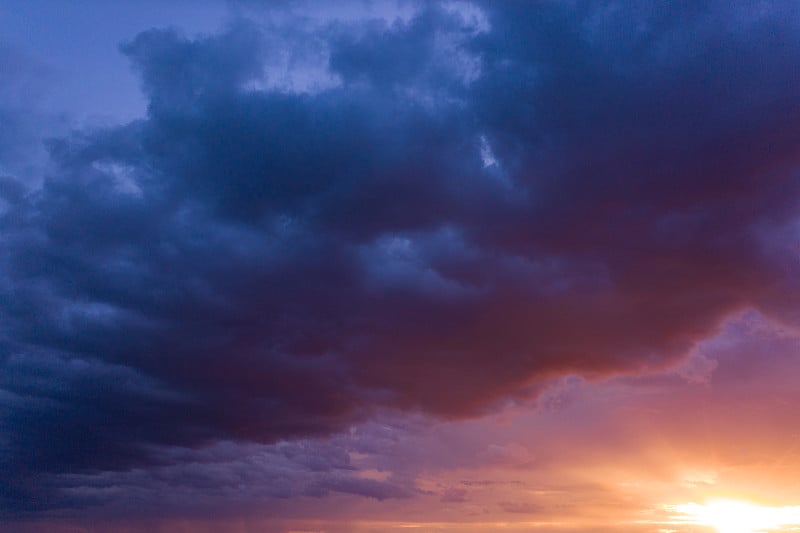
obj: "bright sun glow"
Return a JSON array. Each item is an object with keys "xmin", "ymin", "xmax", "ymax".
[{"xmin": 668, "ymin": 499, "xmax": 800, "ymax": 533}]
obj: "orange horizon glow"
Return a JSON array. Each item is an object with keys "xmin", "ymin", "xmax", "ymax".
[{"xmin": 667, "ymin": 499, "xmax": 800, "ymax": 533}]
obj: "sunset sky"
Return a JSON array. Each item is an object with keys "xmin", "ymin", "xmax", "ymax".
[{"xmin": 2, "ymin": 1, "xmax": 800, "ymax": 532}]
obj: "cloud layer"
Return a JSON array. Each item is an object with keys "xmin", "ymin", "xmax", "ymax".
[{"xmin": 1, "ymin": 0, "xmax": 799, "ymax": 516}]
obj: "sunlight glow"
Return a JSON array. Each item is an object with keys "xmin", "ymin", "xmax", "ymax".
[{"xmin": 667, "ymin": 499, "xmax": 800, "ymax": 533}]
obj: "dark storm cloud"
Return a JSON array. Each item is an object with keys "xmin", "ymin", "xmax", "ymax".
[{"xmin": 1, "ymin": 0, "xmax": 800, "ymax": 514}]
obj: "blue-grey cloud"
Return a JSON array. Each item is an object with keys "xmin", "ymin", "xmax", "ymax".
[{"xmin": 1, "ymin": 0, "xmax": 799, "ymax": 518}]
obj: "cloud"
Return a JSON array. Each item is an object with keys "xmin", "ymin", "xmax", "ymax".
[
  {"xmin": 1, "ymin": 0, "xmax": 800, "ymax": 516},
  {"xmin": 440, "ymin": 487, "xmax": 469, "ymax": 503},
  {"xmin": 305, "ymin": 474, "xmax": 413, "ymax": 500}
]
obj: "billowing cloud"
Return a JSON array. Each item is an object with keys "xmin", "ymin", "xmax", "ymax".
[{"xmin": 1, "ymin": 0, "xmax": 799, "ymax": 518}]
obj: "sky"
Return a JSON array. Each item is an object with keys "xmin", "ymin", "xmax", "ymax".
[{"xmin": 1, "ymin": 1, "xmax": 800, "ymax": 532}]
